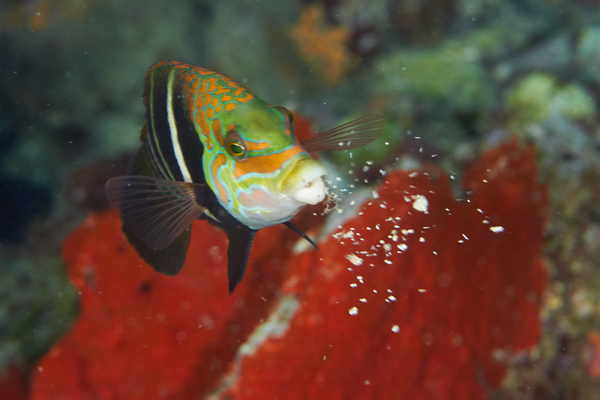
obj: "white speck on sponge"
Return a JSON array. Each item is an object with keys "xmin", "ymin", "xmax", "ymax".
[
  {"xmin": 412, "ymin": 195, "xmax": 429, "ymax": 214},
  {"xmin": 344, "ymin": 253, "xmax": 364, "ymax": 266}
]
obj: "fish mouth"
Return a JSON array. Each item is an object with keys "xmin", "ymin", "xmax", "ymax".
[{"xmin": 279, "ymin": 157, "xmax": 327, "ymax": 205}]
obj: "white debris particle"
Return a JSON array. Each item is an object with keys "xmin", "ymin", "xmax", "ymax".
[
  {"xmin": 419, "ymin": 237, "xmax": 425, "ymax": 242},
  {"xmin": 401, "ymin": 229, "xmax": 414, "ymax": 235},
  {"xmin": 490, "ymin": 226, "xmax": 505, "ymax": 233},
  {"xmin": 373, "ymin": 289, "xmax": 378, "ymax": 293},
  {"xmin": 366, "ymin": 160, "xmax": 374, "ymax": 165},
  {"xmin": 363, "ymin": 166, "xmax": 369, "ymax": 172},
  {"xmin": 433, "ymin": 251, "xmax": 438, "ymax": 255},
  {"xmin": 397, "ymin": 243, "xmax": 408, "ymax": 251},
  {"xmin": 357, "ymin": 275, "xmax": 364, "ymax": 284},
  {"xmin": 383, "ymin": 243, "xmax": 392, "ymax": 252},
  {"xmin": 482, "ymin": 220, "xmax": 489, "ymax": 224},
  {"xmin": 384, "ymin": 259, "xmax": 393, "ymax": 265},
  {"xmin": 477, "ymin": 208, "xmax": 483, "ymax": 213},
  {"xmin": 412, "ymin": 195, "xmax": 429, "ymax": 214},
  {"xmin": 417, "ymin": 289, "xmax": 427, "ymax": 293},
  {"xmin": 391, "ymin": 325, "xmax": 400, "ymax": 333},
  {"xmin": 458, "ymin": 240, "xmax": 464, "ymax": 243},
  {"xmin": 345, "ymin": 253, "xmax": 363, "ymax": 266},
  {"xmin": 482, "ymin": 179, "xmax": 488, "ymax": 183},
  {"xmin": 380, "ymin": 203, "xmax": 387, "ymax": 209},
  {"xmin": 348, "ymin": 307, "xmax": 359, "ymax": 315},
  {"xmin": 380, "ymin": 169, "xmax": 387, "ymax": 176},
  {"xmin": 359, "ymin": 298, "xmax": 367, "ymax": 303},
  {"xmin": 391, "ymin": 234, "xmax": 399, "ymax": 242},
  {"xmin": 375, "ymin": 224, "xmax": 381, "ymax": 230},
  {"xmin": 388, "ymin": 295, "xmax": 397, "ymax": 301},
  {"xmin": 350, "ymin": 283, "xmax": 358, "ymax": 288},
  {"xmin": 409, "ymin": 171, "xmax": 418, "ymax": 177},
  {"xmin": 462, "ymin": 234, "xmax": 469, "ymax": 240},
  {"xmin": 364, "ymin": 380, "xmax": 371, "ymax": 385},
  {"xmin": 372, "ymin": 190, "xmax": 379, "ymax": 199}
]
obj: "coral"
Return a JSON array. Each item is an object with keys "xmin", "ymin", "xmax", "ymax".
[
  {"xmin": 31, "ymin": 140, "xmax": 546, "ymax": 399},
  {"xmin": 30, "ymin": 203, "xmax": 324, "ymax": 399},
  {"xmin": 0, "ymin": 367, "xmax": 28, "ymax": 400},
  {"xmin": 216, "ymin": 140, "xmax": 547, "ymax": 399},
  {"xmin": 507, "ymin": 73, "xmax": 596, "ymax": 124},
  {"xmin": 289, "ymin": 4, "xmax": 357, "ymax": 85},
  {"xmin": 2, "ymin": 0, "xmax": 90, "ymax": 31}
]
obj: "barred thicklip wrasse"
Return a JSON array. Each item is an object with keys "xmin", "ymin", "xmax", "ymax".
[{"xmin": 105, "ymin": 60, "xmax": 384, "ymax": 294}]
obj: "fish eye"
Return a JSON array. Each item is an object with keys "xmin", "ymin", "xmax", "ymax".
[
  {"xmin": 227, "ymin": 141, "xmax": 246, "ymax": 158},
  {"xmin": 224, "ymin": 129, "xmax": 247, "ymax": 160}
]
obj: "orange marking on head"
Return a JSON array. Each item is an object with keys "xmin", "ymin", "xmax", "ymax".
[
  {"xmin": 211, "ymin": 97, "xmax": 219, "ymax": 107},
  {"xmin": 196, "ymin": 110, "xmax": 213, "ymax": 150},
  {"xmin": 234, "ymin": 87, "xmax": 245, "ymax": 96},
  {"xmin": 211, "ymin": 153, "xmax": 229, "ymax": 203},
  {"xmin": 212, "ymin": 118, "xmax": 225, "ymax": 146},
  {"xmin": 227, "ymin": 124, "xmax": 236, "ymax": 132},
  {"xmin": 246, "ymin": 141, "xmax": 271, "ymax": 151},
  {"xmin": 221, "ymin": 95, "xmax": 233, "ymax": 102},
  {"xmin": 189, "ymin": 77, "xmax": 199, "ymax": 92},
  {"xmin": 237, "ymin": 92, "xmax": 254, "ymax": 103},
  {"xmin": 233, "ymin": 145, "xmax": 305, "ymax": 179},
  {"xmin": 208, "ymin": 78, "xmax": 218, "ymax": 92},
  {"xmin": 215, "ymin": 104, "xmax": 223, "ymax": 113},
  {"xmin": 215, "ymin": 88, "xmax": 230, "ymax": 95},
  {"xmin": 206, "ymin": 107, "xmax": 214, "ymax": 119},
  {"xmin": 225, "ymin": 103, "xmax": 236, "ymax": 112}
]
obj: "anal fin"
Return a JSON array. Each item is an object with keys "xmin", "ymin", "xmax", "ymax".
[{"xmin": 227, "ymin": 227, "xmax": 256, "ymax": 295}]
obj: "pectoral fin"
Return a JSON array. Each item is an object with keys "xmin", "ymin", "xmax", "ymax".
[
  {"xmin": 122, "ymin": 224, "xmax": 191, "ymax": 276},
  {"xmin": 105, "ymin": 175, "xmax": 207, "ymax": 275},
  {"xmin": 226, "ymin": 227, "xmax": 257, "ymax": 295},
  {"xmin": 105, "ymin": 175, "xmax": 206, "ymax": 250},
  {"xmin": 300, "ymin": 113, "xmax": 384, "ymax": 152}
]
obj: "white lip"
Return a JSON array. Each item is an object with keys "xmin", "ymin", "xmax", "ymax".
[
  {"xmin": 281, "ymin": 159, "xmax": 327, "ymax": 205},
  {"xmin": 289, "ymin": 175, "xmax": 326, "ymax": 204}
]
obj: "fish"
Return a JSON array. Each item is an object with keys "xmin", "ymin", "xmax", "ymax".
[{"xmin": 105, "ymin": 60, "xmax": 384, "ymax": 294}]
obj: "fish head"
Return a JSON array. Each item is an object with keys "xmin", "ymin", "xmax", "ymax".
[{"xmin": 204, "ymin": 101, "xmax": 326, "ymax": 230}]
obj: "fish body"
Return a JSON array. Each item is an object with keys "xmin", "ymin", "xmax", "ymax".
[{"xmin": 106, "ymin": 61, "xmax": 384, "ymax": 294}]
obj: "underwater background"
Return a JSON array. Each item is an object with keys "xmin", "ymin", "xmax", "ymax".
[{"xmin": 1, "ymin": 0, "xmax": 599, "ymax": 398}]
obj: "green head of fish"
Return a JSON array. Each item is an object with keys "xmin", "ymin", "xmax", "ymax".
[{"xmin": 196, "ymin": 96, "xmax": 326, "ymax": 230}]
